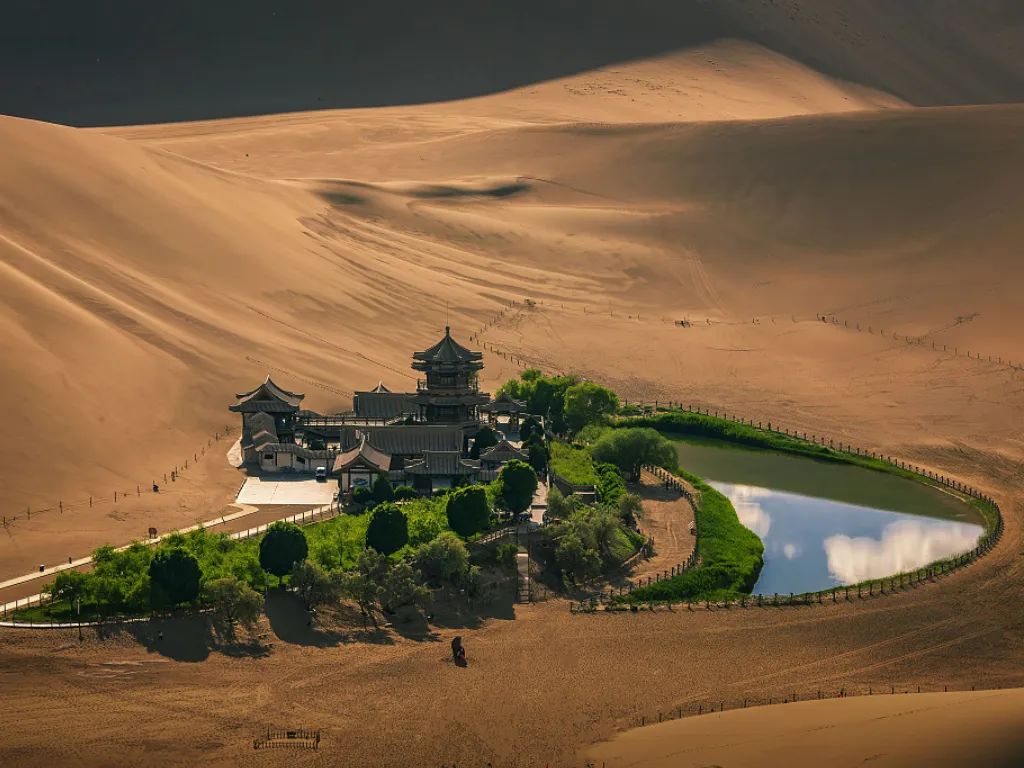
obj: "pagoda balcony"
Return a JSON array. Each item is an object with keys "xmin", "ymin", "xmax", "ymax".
[{"xmin": 417, "ymin": 378, "xmax": 480, "ymax": 393}]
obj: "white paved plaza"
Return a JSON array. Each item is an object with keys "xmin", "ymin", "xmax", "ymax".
[{"xmin": 235, "ymin": 475, "xmax": 338, "ymax": 506}]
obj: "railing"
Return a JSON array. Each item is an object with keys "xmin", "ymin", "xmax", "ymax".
[{"xmin": 253, "ymin": 728, "xmax": 320, "ymax": 751}]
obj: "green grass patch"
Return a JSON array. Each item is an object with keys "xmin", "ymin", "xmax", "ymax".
[
  {"xmin": 622, "ymin": 469, "xmax": 764, "ymax": 603},
  {"xmin": 549, "ymin": 441, "xmax": 598, "ymax": 486}
]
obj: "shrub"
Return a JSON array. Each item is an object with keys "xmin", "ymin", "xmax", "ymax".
[
  {"xmin": 393, "ymin": 485, "xmax": 419, "ymax": 501},
  {"xmin": 499, "ymin": 459, "xmax": 538, "ymax": 515},
  {"xmin": 563, "ymin": 381, "xmax": 619, "ymax": 433},
  {"xmin": 259, "ymin": 521, "xmax": 309, "ymax": 585},
  {"xmin": 149, "ymin": 546, "xmax": 201, "ymax": 607},
  {"xmin": 366, "ymin": 502, "xmax": 409, "ymax": 555},
  {"xmin": 589, "ymin": 427, "xmax": 678, "ymax": 481},
  {"xmin": 351, "ymin": 486, "xmax": 373, "ymax": 505},
  {"xmin": 495, "ymin": 542, "xmax": 518, "ymax": 570},
  {"xmin": 372, "ymin": 474, "xmax": 394, "ymax": 503},
  {"xmin": 545, "ymin": 486, "xmax": 578, "ymax": 521},
  {"xmin": 445, "ymin": 486, "xmax": 491, "ymax": 538},
  {"xmin": 595, "ymin": 462, "xmax": 626, "ymax": 504},
  {"xmin": 617, "ymin": 492, "xmax": 644, "ymax": 524},
  {"xmin": 414, "ymin": 531, "xmax": 470, "ymax": 586}
]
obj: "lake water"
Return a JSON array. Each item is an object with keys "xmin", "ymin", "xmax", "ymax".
[{"xmin": 673, "ymin": 437, "xmax": 985, "ymax": 595}]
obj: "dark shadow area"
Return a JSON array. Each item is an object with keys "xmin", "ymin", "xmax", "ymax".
[
  {"xmin": 264, "ymin": 589, "xmax": 394, "ymax": 647},
  {"xmin": 5, "ymin": 1, "xmax": 1024, "ymax": 127},
  {"xmin": 98, "ymin": 614, "xmax": 273, "ymax": 661}
]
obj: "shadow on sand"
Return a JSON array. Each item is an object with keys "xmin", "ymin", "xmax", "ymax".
[{"xmin": 265, "ymin": 590, "xmax": 394, "ymax": 648}]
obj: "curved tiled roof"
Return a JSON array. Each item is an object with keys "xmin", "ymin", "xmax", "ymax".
[
  {"xmin": 403, "ymin": 451, "xmax": 480, "ymax": 476},
  {"xmin": 479, "ymin": 439, "xmax": 528, "ymax": 464},
  {"xmin": 412, "ymin": 327, "xmax": 482, "ymax": 368},
  {"xmin": 332, "ymin": 436, "xmax": 392, "ymax": 473},
  {"xmin": 232, "ymin": 375, "xmax": 304, "ymax": 408}
]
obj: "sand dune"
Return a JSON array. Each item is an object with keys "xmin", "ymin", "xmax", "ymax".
[
  {"xmin": 3, "ymin": 1, "xmax": 1022, "ymax": 124},
  {"xmin": 585, "ymin": 689, "xmax": 1024, "ymax": 768},
  {"xmin": 2, "ymin": 77, "xmax": 1024, "ymax": 544}
]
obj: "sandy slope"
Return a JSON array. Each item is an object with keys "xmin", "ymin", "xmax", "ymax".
[
  {"xmin": 2, "ymin": 51, "xmax": 1024, "ymax": 565},
  {"xmin": 585, "ymin": 689, "xmax": 1024, "ymax": 767},
  {"xmin": 3, "ymin": 18, "xmax": 1024, "ymax": 766}
]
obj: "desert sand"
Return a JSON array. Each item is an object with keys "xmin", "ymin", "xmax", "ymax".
[
  {"xmin": 585, "ymin": 689, "xmax": 1024, "ymax": 767},
  {"xmin": 2, "ymin": 2, "xmax": 1024, "ymax": 766}
]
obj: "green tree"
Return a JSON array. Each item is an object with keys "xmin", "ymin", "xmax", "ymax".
[
  {"xmin": 149, "ymin": 546, "xmax": 201, "ymax": 607},
  {"xmin": 339, "ymin": 571, "xmax": 381, "ymax": 627},
  {"xmin": 589, "ymin": 427, "xmax": 678, "ymax": 481},
  {"xmin": 470, "ymin": 425, "xmax": 500, "ymax": 459},
  {"xmin": 259, "ymin": 521, "xmax": 309, "ymax": 585},
  {"xmin": 617, "ymin": 492, "xmax": 644, "ymax": 525},
  {"xmin": 46, "ymin": 570, "xmax": 92, "ymax": 608},
  {"xmin": 499, "ymin": 459, "xmax": 538, "ymax": 516},
  {"xmin": 414, "ymin": 531, "xmax": 471, "ymax": 586},
  {"xmin": 526, "ymin": 438, "xmax": 549, "ymax": 476},
  {"xmin": 365, "ymin": 502, "xmax": 409, "ymax": 555},
  {"xmin": 372, "ymin": 474, "xmax": 394, "ymax": 504},
  {"xmin": 545, "ymin": 486, "xmax": 577, "ymax": 521},
  {"xmin": 351, "ymin": 486, "xmax": 374, "ymax": 505},
  {"xmin": 379, "ymin": 561, "xmax": 429, "ymax": 614},
  {"xmin": 519, "ymin": 415, "xmax": 543, "ymax": 444},
  {"xmin": 445, "ymin": 486, "xmax": 491, "ymax": 538},
  {"xmin": 204, "ymin": 576, "xmax": 264, "ymax": 633},
  {"xmin": 563, "ymin": 381, "xmax": 619, "ymax": 433},
  {"xmin": 552, "ymin": 531, "xmax": 602, "ymax": 584},
  {"xmin": 289, "ymin": 559, "xmax": 340, "ymax": 612}
]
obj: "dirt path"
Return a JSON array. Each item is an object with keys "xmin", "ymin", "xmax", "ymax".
[{"xmin": 628, "ymin": 469, "xmax": 697, "ymax": 582}]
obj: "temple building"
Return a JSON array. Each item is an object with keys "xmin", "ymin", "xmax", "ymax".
[{"xmin": 230, "ymin": 327, "xmax": 535, "ymax": 494}]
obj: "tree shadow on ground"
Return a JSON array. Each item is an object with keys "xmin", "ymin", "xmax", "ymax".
[
  {"xmin": 99, "ymin": 614, "xmax": 269, "ymax": 662},
  {"xmin": 426, "ymin": 581, "xmax": 517, "ymax": 631},
  {"xmin": 265, "ymin": 590, "xmax": 394, "ymax": 648}
]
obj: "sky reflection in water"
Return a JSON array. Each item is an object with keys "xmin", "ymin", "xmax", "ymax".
[{"xmin": 712, "ymin": 482, "xmax": 984, "ymax": 595}]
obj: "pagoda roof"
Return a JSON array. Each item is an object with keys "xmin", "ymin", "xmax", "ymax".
[
  {"xmin": 333, "ymin": 436, "xmax": 392, "ymax": 474},
  {"xmin": 479, "ymin": 392, "xmax": 526, "ymax": 413},
  {"xmin": 412, "ymin": 327, "xmax": 483, "ymax": 368},
  {"xmin": 363, "ymin": 424, "xmax": 463, "ymax": 455},
  {"xmin": 352, "ymin": 390, "xmax": 418, "ymax": 421},
  {"xmin": 403, "ymin": 451, "xmax": 480, "ymax": 476},
  {"xmin": 370, "ymin": 381, "xmax": 391, "ymax": 393},
  {"xmin": 231, "ymin": 376, "xmax": 304, "ymax": 410},
  {"xmin": 479, "ymin": 439, "xmax": 528, "ymax": 464}
]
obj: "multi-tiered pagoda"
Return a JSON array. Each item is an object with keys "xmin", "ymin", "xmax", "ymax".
[
  {"xmin": 230, "ymin": 326, "xmax": 530, "ymax": 493},
  {"xmin": 411, "ymin": 326, "xmax": 491, "ymax": 433}
]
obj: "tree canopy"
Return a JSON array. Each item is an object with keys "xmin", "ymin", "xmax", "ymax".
[
  {"xmin": 149, "ymin": 546, "xmax": 201, "ymax": 607},
  {"xmin": 365, "ymin": 502, "xmax": 409, "ymax": 555},
  {"xmin": 498, "ymin": 369, "xmax": 579, "ymax": 433},
  {"xmin": 445, "ymin": 485, "xmax": 490, "ymax": 538},
  {"xmin": 289, "ymin": 559, "xmax": 341, "ymax": 611},
  {"xmin": 259, "ymin": 521, "xmax": 309, "ymax": 584},
  {"xmin": 563, "ymin": 381, "xmax": 619, "ymax": 433},
  {"xmin": 470, "ymin": 425, "xmax": 499, "ymax": 458},
  {"xmin": 499, "ymin": 459, "xmax": 538, "ymax": 515},
  {"xmin": 589, "ymin": 427, "xmax": 678, "ymax": 481},
  {"xmin": 204, "ymin": 576, "xmax": 264, "ymax": 631},
  {"xmin": 413, "ymin": 530, "xmax": 471, "ymax": 586}
]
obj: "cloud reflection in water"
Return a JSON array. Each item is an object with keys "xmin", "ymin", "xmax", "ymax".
[{"xmin": 824, "ymin": 519, "xmax": 982, "ymax": 584}]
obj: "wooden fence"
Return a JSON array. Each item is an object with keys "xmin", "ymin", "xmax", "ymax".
[
  {"xmin": 568, "ymin": 405, "xmax": 1004, "ymax": 614},
  {"xmin": 627, "ymin": 682, "xmax": 1010, "ymax": 732},
  {"xmin": 253, "ymin": 728, "xmax": 320, "ymax": 750}
]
